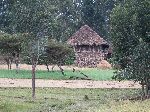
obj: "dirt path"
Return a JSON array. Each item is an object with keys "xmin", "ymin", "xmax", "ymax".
[
  {"xmin": 0, "ymin": 64, "xmax": 141, "ymax": 89},
  {"xmin": 0, "ymin": 78, "xmax": 141, "ymax": 88},
  {"xmin": 0, "ymin": 64, "xmax": 82, "ymax": 71}
]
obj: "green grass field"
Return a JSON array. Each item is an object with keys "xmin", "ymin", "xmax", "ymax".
[
  {"xmin": 0, "ymin": 69, "xmax": 114, "ymax": 80},
  {"xmin": 0, "ymin": 88, "xmax": 149, "ymax": 112}
]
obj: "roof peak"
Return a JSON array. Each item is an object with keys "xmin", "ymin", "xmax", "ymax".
[{"xmin": 67, "ymin": 25, "xmax": 108, "ymax": 46}]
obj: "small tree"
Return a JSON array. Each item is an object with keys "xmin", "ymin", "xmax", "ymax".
[
  {"xmin": 0, "ymin": 32, "xmax": 23, "ymax": 72},
  {"xmin": 7, "ymin": 0, "xmax": 57, "ymax": 99},
  {"xmin": 22, "ymin": 34, "xmax": 46, "ymax": 99},
  {"xmin": 39, "ymin": 39, "xmax": 74, "ymax": 74}
]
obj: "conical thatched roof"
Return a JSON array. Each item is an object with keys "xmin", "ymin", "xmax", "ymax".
[{"xmin": 67, "ymin": 25, "xmax": 108, "ymax": 46}]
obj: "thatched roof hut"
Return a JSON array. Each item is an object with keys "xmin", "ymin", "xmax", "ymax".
[
  {"xmin": 67, "ymin": 25, "xmax": 111, "ymax": 67},
  {"xmin": 67, "ymin": 25, "xmax": 108, "ymax": 46}
]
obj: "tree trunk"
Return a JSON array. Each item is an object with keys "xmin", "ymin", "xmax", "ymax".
[
  {"xmin": 46, "ymin": 64, "xmax": 50, "ymax": 72},
  {"xmin": 9, "ymin": 58, "xmax": 13, "ymax": 70},
  {"xmin": 4, "ymin": 57, "xmax": 13, "ymax": 70},
  {"xmin": 16, "ymin": 63, "xmax": 19, "ymax": 74},
  {"xmin": 15, "ymin": 57, "xmax": 19, "ymax": 74},
  {"xmin": 146, "ymin": 84, "xmax": 150, "ymax": 96},
  {"xmin": 7, "ymin": 62, "xmax": 9, "ymax": 70},
  {"xmin": 32, "ymin": 64, "xmax": 36, "ymax": 99},
  {"xmin": 5, "ymin": 58, "xmax": 9, "ymax": 70},
  {"xmin": 140, "ymin": 80, "xmax": 145, "ymax": 97},
  {"xmin": 51, "ymin": 65, "xmax": 55, "ymax": 72},
  {"xmin": 58, "ymin": 65, "xmax": 65, "ymax": 76},
  {"xmin": 141, "ymin": 84, "xmax": 145, "ymax": 100},
  {"xmin": 145, "ymin": 78, "xmax": 150, "ymax": 96}
]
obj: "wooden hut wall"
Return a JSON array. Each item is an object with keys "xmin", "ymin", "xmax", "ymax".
[
  {"xmin": 75, "ymin": 50, "xmax": 105, "ymax": 67},
  {"xmin": 74, "ymin": 45, "xmax": 106, "ymax": 53}
]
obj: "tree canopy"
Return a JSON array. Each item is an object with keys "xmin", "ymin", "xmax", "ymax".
[{"xmin": 111, "ymin": 0, "xmax": 150, "ymax": 95}]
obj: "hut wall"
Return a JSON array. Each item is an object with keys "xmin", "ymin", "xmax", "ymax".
[{"xmin": 75, "ymin": 51, "xmax": 105, "ymax": 67}]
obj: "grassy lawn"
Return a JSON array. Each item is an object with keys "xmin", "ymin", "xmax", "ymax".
[
  {"xmin": 0, "ymin": 69, "xmax": 114, "ymax": 80},
  {"xmin": 0, "ymin": 88, "xmax": 149, "ymax": 112}
]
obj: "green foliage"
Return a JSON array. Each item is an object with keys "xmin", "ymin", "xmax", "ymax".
[
  {"xmin": 81, "ymin": 0, "xmax": 116, "ymax": 39},
  {"xmin": 0, "ymin": 0, "xmax": 119, "ymax": 42},
  {"xmin": 43, "ymin": 0, "xmax": 117, "ymax": 41},
  {"xmin": 0, "ymin": 32, "xmax": 27, "ymax": 70},
  {"xmin": 0, "ymin": 0, "xmax": 16, "ymax": 33},
  {"xmin": 8, "ymin": 0, "xmax": 57, "ymax": 35},
  {"xmin": 21, "ymin": 34, "xmax": 47, "ymax": 65},
  {"xmin": 117, "ymin": 42, "xmax": 150, "ymax": 82},
  {"xmin": 135, "ymin": 0, "xmax": 150, "ymax": 43},
  {"xmin": 0, "ymin": 0, "xmax": 57, "ymax": 71},
  {"xmin": 111, "ymin": 0, "xmax": 150, "ymax": 67},
  {"xmin": 64, "ymin": 54, "xmax": 75, "ymax": 65},
  {"xmin": 0, "ymin": 32, "xmax": 24, "ymax": 54},
  {"xmin": 111, "ymin": 0, "xmax": 150, "ymax": 68},
  {"xmin": 111, "ymin": 1, "xmax": 139, "ymax": 68},
  {"xmin": 110, "ymin": 0, "xmax": 150, "ymax": 95},
  {"xmin": 39, "ymin": 39, "xmax": 74, "ymax": 66},
  {"xmin": 51, "ymin": 0, "xmax": 81, "ymax": 42}
]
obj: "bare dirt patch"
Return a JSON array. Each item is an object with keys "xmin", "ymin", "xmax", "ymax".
[
  {"xmin": 0, "ymin": 64, "xmax": 141, "ymax": 89},
  {"xmin": 0, "ymin": 78, "xmax": 141, "ymax": 88},
  {"xmin": 0, "ymin": 64, "xmax": 86, "ymax": 71}
]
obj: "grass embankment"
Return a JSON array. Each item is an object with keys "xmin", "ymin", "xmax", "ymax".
[
  {"xmin": 0, "ymin": 69, "xmax": 114, "ymax": 80},
  {"xmin": 0, "ymin": 88, "xmax": 149, "ymax": 112}
]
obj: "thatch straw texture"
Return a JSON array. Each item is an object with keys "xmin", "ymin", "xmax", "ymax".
[{"xmin": 67, "ymin": 25, "xmax": 108, "ymax": 46}]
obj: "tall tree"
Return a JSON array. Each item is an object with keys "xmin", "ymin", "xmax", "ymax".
[
  {"xmin": 0, "ymin": 0, "xmax": 16, "ymax": 33},
  {"xmin": 51, "ymin": 0, "xmax": 82, "ymax": 42},
  {"xmin": 1, "ymin": 0, "xmax": 57, "ymax": 99},
  {"xmin": 52, "ymin": 0, "xmax": 116, "ymax": 41},
  {"xmin": 81, "ymin": 0, "xmax": 116, "ymax": 39},
  {"xmin": 110, "ymin": 0, "xmax": 150, "ymax": 96}
]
